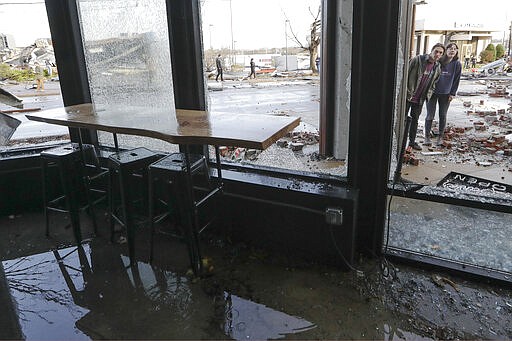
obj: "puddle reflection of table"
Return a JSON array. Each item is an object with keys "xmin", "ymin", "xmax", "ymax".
[{"xmin": 26, "ymin": 103, "xmax": 301, "ymax": 273}]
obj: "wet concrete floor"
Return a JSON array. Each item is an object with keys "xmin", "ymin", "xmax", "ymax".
[{"xmin": 1, "ymin": 209, "xmax": 512, "ymax": 340}]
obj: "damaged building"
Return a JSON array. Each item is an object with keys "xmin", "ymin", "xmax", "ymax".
[
  {"xmin": 1, "ymin": 0, "xmax": 512, "ymax": 339},
  {"xmin": 0, "ymin": 37, "xmax": 55, "ymax": 68}
]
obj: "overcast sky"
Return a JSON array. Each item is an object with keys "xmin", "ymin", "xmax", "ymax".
[
  {"xmin": 0, "ymin": 0, "xmax": 510, "ymax": 48},
  {"xmin": 200, "ymin": 0, "xmax": 321, "ymax": 50},
  {"xmin": 0, "ymin": 0, "xmax": 49, "ymax": 47}
]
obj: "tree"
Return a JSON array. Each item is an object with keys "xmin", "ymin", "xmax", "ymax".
[
  {"xmin": 480, "ymin": 43, "xmax": 496, "ymax": 63},
  {"xmin": 285, "ymin": 6, "xmax": 321, "ymax": 73},
  {"xmin": 495, "ymin": 44, "xmax": 505, "ymax": 58}
]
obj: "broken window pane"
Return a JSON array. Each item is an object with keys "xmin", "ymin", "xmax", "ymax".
[
  {"xmin": 76, "ymin": 0, "xmax": 177, "ymax": 152},
  {"xmin": 387, "ymin": 195, "xmax": 512, "ymax": 273},
  {"xmin": 388, "ymin": 0, "xmax": 512, "ymax": 279},
  {"xmin": 0, "ymin": 3, "xmax": 67, "ymax": 151},
  {"xmin": 201, "ymin": 0, "xmax": 350, "ymax": 177},
  {"xmin": 391, "ymin": 0, "xmax": 512, "ymax": 198}
]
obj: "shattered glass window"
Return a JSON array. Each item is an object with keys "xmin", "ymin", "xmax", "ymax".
[
  {"xmin": 0, "ymin": 3, "xmax": 67, "ymax": 151},
  {"xmin": 390, "ymin": 1, "xmax": 512, "ymax": 198},
  {"xmin": 76, "ymin": 0, "xmax": 177, "ymax": 151},
  {"xmin": 387, "ymin": 0, "xmax": 512, "ymax": 277},
  {"xmin": 387, "ymin": 196, "xmax": 512, "ymax": 274},
  {"xmin": 201, "ymin": 0, "xmax": 350, "ymax": 177}
]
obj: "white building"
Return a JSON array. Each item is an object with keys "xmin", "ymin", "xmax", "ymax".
[
  {"xmin": 413, "ymin": 18, "xmax": 501, "ymax": 60},
  {"xmin": 233, "ymin": 53, "xmax": 311, "ymax": 71}
]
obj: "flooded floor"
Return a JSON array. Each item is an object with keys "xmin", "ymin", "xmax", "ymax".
[{"xmin": 1, "ymin": 210, "xmax": 512, "ymax": 340}]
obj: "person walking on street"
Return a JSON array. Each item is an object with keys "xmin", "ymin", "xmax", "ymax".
[
  {"xmin": 470, "ymin": 55, "xmax": 476, "ymax": 69},
  {"xmin": 34, "ymin": 62, "xmax": 45, "ymax": 91},
  {"xmin": 425, "ymin": 43, "xmax": 461, "ymax": 147},
  {"xmin": 464, "ymin": 55, "xmax": 470, "ymax": 69},
  {"xmin": 405, "ymin": 43, "xmax": 445, "ymax": 151},
  {"xmin": 248, "ymin": 58, "xmax": 256, "ymax": 79},
  {"xmin": 216, "ymin": 54, "xmax": 224, "ymax": 81}
]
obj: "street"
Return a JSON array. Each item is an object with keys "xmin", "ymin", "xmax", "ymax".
[{"xmin": 2, "ymin": 75, "xmax": 512, "ymax": 185}]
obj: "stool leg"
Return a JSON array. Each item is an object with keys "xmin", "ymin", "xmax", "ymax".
[
  {"xmin": 41, "ymin": 158, "xmax": 50, "ymax": 237},
  {"xmin": 175, "ymin": 173, "xmax": 202, "ymax": 275},
  {"xmin": 82, "ymin": 175, "xmax": 99, "ymax": 236},
  {"xmin": 148, "ymin": 169, "xmax": 156, "ymax": 263},
  {"xmin": 108, "ymin": 168, "xmax": 116, "ymax": 243},
  {"xmin": 118, "ymin": 169, "xmax": 135, "ymax": 266},
  {"xmin": 60, "ymin": 158, "xmax": 82, "ymax": 244}
]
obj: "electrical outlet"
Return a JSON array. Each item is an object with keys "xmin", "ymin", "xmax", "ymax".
[{"xmin": 325, "ymin": 207, "xmax": 343, "ymax": 225}]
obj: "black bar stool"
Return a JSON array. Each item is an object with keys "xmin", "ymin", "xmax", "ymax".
[
  {"xmin": 148, "ymin": 152, "xmax": 220, "ymax": 274},
  {"xmin": 41, "ymin": 143, "xmax": 108, "ymax": 244},
  {"xmin": 108, "ymin": 147, "xmax": 160, "ymax": 266}
]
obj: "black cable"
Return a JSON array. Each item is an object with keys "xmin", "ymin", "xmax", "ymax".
[
  {"xmin": 328, "ymin": 224, "xmax": 364, "ymax": 276},
  {"xmin": 379, "ymin": 115, "xmax": 417, "ymax": 279}
]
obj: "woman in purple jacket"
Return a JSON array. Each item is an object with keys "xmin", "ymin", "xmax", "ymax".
[{"xmin": 424, "ymin": 42, "xmax": 461, "ymax": 146}]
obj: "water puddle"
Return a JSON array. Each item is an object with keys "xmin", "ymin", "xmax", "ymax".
[
  {"xmin": 1, "ymin": 243, "xmax": 316, "ymax": 340},
  {"xmin": 222, "ymin": 292, "xmax": 315, "ymax": 340}
]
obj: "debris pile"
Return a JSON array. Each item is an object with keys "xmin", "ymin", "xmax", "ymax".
[
  {"xmin": 217, "ymin": 129, "xmax": 320, "ymax": 163},
  {"xmin": 403, "ymin": 146, "xmax": 420, "ymax": 166},
  {"xmin": 217, "ymin": 146, "xmax": 261, "ymax": 161},
  {"xmin": 403, "ymin": 102, "xmax": 512, "ymax": 169},
  {"xmin": 1, "ymin": 38, "xmax": 55, "ymax": 68},
  {"xmin": 276, "ymin": 130, "xmax": 320, "ymax": 152}
]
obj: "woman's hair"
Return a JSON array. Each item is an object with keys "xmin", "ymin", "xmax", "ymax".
[
  {"xmin": 440, "ymin": 43, "xmax": 459, "ymax": 65},
  {"xmin": 431, "ymin": 43, "xmax": 446, "ymax": 53}
]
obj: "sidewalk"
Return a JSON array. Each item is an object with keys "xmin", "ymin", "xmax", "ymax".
[{"xmin": 401, "ymin": 76, "xmax": 512, "ymax": 186}]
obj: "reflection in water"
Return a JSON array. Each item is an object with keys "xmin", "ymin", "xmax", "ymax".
[
  {"xmin": 2, "ymin": 244, "xmax": 316, "ymax": 340},
  {"xmin": 383, "ymin": 323, "xmax": 433, "ymax": 341},
  {"xmin": 3, "ymin": 247, "xmax": 89, "ymax": 340},
  {"xmin": 223, "ymin": 292, "xmax": 316, "ymax": 340}
]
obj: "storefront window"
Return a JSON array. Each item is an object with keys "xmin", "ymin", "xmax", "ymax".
[
  {"xmin": 201, "ymin": 0, "xmax": 351, "ymax": 177},
  {"xmin": 387, "ymin": 0, "xmax": 512, "ymax": 277},
  {"xmin": 76, "ymin": 0, "xmax": 178, "ymax": 152}
]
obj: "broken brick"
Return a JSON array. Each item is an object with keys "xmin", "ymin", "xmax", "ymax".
[
  {"xmin": 442, "ymin": 140, "xmax": 452, "ymax": 148},
  {"xmin": 276, "ymin": 140, "xmax": 288, "ymax": 148},
  {"xmin": 290, "ymin": 142, "xmax": 304, "ymax": 151},
  {"xmin": 219, "ymin": 146, "xmax": 229, "ymax": 157}
]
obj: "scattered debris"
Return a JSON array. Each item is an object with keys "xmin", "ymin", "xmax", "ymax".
[
  {"xmin": 431, "ymin": 274, "xmax": 460, "ymax": 292},
  {"xmin": 0, "ymin": 87, "xmax": 23, "ymax": 108},
  {"xmin": 421, "ymin": 151, "xmax": 443, "ymax": 156}
]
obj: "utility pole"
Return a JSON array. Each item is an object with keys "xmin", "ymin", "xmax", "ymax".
[
  {"xmin": 209, "ymin": 24, "xmax": 213, "ymax": 50},
  {"xmin": 229, "ymin": 0, "xmax": 234, "ymax": 66},
  {"xmin": 233, "ymin": 40, "xmax": 237, "ymax": 65},
  {"xmin": 285, "ymin": 19, "xmax": 289, "ymax": 71},
  {"xmin": 509, "ymin": 21, "xmax": 512, "ymax": 56}
]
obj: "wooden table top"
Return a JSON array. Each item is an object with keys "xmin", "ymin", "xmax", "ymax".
[{"xmin": 26, "ymin": 103, "xmax": 300, "ymax": 150}]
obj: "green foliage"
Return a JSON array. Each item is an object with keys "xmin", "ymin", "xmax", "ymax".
[
  {"xmin": 0, "ymin": 63, "xmax": 36, "ymax": 82},
  {"xmin": 484, "ymin": 43, "xmax": 495, "ymax": 52},
  {"xmin": 495, "ymin": 44, "xmax": 505, "ymax": 58},
  {"xmin": 479, "ymin": 50, "xmax": 495, "ymax": 63},
  {"xmin": 482, "ymin": 44, "xmax": 496, "ymax": 62}
]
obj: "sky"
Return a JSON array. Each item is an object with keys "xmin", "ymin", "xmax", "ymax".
[
  {"xmin": 0, "ymin": 0, "xmax": 320, "ymax": 49},
  {"xmin": 200, "ymin": 0, "xmax": 321, "ymax": 50},
  {"xmin": 0, "ymin": 0, "xmax": 50, "ymax": 47},
  {"xmin": 0, "ymin": 0, "xmax": 510, "ymax": 49}
]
